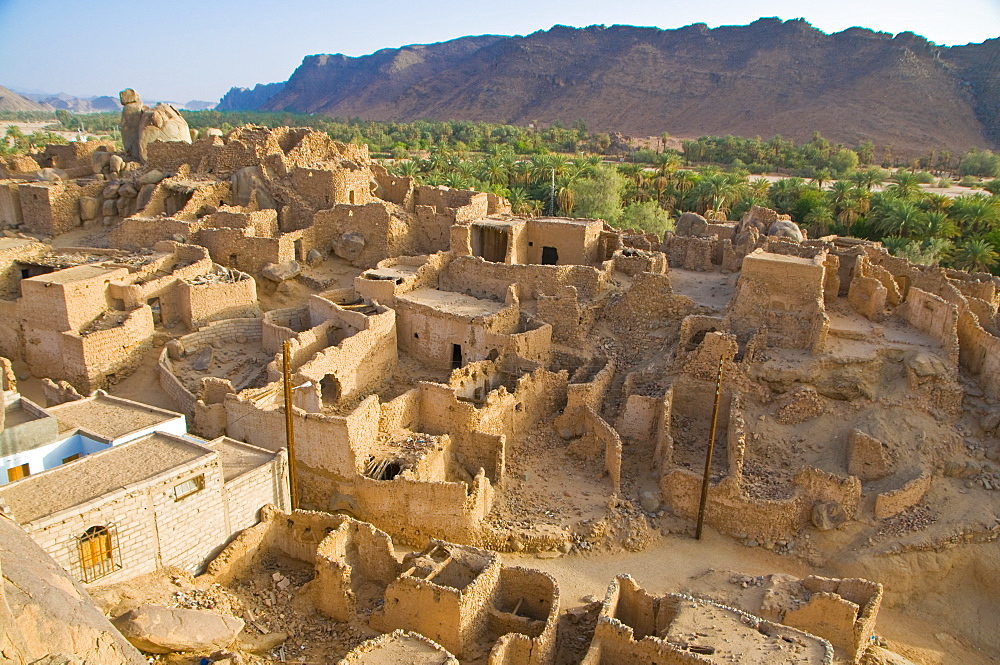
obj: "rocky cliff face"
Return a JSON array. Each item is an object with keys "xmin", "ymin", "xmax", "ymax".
[
  {"xmin": 220, "ymin": 19, "xmax": 1000, "ymax": 155},
  {"xmin": 216, "ymin": 81, "xmax": 286, "ymax": 111},
  {"xmin": 0, "ymin": 516, "xmax": 145, "ymax": 665}
]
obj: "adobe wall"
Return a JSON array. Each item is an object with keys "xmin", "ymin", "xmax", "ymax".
[
  {"xmin": 18, "ymin": 181, "xmax": 102, "ymax": 236},
  {"xmin": 441, "ymin": 255, "xmax": 611, "ymax": 301},
  {"xmin": 294, "ymin": 307, "xmax": 397, "ymax": 406},
  {"xmin": 0, "ymin": 239, "xmax": 47, "ymax": 300},
  {"xmin": 897, "ymin": 288, "xmax": 960, "ymax": 369},
  {"xmin": 20, "ymin": 265, "xmax": 130, "ymax": 333},
  {"xmin": 782, "ymin": 576, "xmax": 883, "ymax": 663},
  {"xmin": 727, "ymin": 250, "xmax": 829, "ymax": 351},
  {"xmin": 957, "ymin": 309, "xmax": 1000, "ymax": 399},
  {"xmin": 522, "ymin": 218, "xmax": 603, "ymax": 266},
  {"xmin": 313, "ymin": 203, "xmax": 403, "ymax": 268},
  {"xmin": 353, "ymin": 471, "xmax": 495, "ymax": 546},
  {"xmin": 0, "ymin": 180, "xmax": 24, "ymax": 225},
  {"xmin": 585, "ymin": 407, "xmax": 622, "ymax": 495},
  {"xmin": 873, "ymin": 472, "xmax": 932, "ymax": 519},
  {"xmin": 65, "ymin": 305, "xmax": 155, "ymax": 391},
  {"xmin": 660, "ymin": 463, "xmax": 862, "ymax": 542},
  {"xmin": 487, "ymin": 567, "xmax": 560, "ymax": 665},
  {"xmin": 553, "ymin": 356, "xmax": 615, "ymax": 439},
  {"xmin": 179, "ymin": 272, "xmax": 259, "ymax": 329},
  {"xmin": 312, "ymin": 517, "xmax": 401, "ymax": 622},
  {"xmin": 380, "ymin": 543, "xmax": 500, "ymax": 657}
]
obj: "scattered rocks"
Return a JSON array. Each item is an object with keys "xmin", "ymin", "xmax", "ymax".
[
  {"xmin": 811, "ymin": 501, "xmax": 847, "ymax": 531},
  {"xmin": 638, "ymin": 490, "xmax": 661, "ymax": 513},
  {"xmin": 261, "ymin": 260, "xmax": 301, "ymax": 283}
]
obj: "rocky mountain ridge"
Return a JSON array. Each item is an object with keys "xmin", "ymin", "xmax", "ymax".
[{"xmin": 219, "ymin": 19, "xmax": 1000, "ymax": 155}]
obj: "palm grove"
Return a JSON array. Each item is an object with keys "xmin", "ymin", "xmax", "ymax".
[{"xmin": 5, "ymin": 110, "xmax": 1000, "ymax": 275}]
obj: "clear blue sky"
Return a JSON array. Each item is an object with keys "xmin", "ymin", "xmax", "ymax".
[{"xmin": 1, "ymin": 0, "xmax": 998, "ymax": 103}]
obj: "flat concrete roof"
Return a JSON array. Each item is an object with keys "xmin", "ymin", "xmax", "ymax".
[
  {"xmin": 24, "ymin": 263, "xmax": 118, "ymax": 285},
  {"xmin": 206, "ymin": 437, "xmax": 277, "ymax": 481},
  {"xmin": 0, "ymin": 432, "xmax": 211, "ymax": 524},
  {"xmin": 46, "ymin": 394, "xmax": 182, "ymax": 440},
  {"xmin": 397, "ymin": 288, "xmax": 505, "ymax": 318}
]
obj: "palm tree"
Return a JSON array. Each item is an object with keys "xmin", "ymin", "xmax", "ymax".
[
  {"xmin": 874, "ymin": 199, "xmax": 925, "ymax": 237},
  {"xmin": 920, "ymin": 193, "xmax": 952, "ymax": 214},
  {"xmin": 506, "ymin": 187, "xmax": 532, "ymax": 216},
  {"xmin": 955, "ymin": 238, "xmax": 999, "ymax": 273},
  {"xmin": 885, "ymin": 171, "xmax": 922, "ymax": 199},
  {"xmin": 557, "ymin": 187, "xmax": 575, "ymax": 215},
  {"xmin": 950, "ymin": 193, "xmax": 1000, "ymax": 235},
  {"xmin": 393, "ymin": 160, "xmax": 420, "ymax": 177},
  {"xmin": 748, "ymin": 178, "xmax": 771, "ymax": 200},
  {"xmin": 849, "ymin": 167, "xmax": 886, "ymax": 192},
  {"xmin": 804, "ymin": 205, "xmax": 836, "ymax": 237},
  {"xmin": 812, "ymin": 169, "xmax": 833, "ymax": 189}
]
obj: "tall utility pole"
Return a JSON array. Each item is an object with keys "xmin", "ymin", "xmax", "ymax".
[
  {"xmin": 282, "ymin": 340, "xmax": 299, "ymax": 510},
  {"xmin": 695, "ymin": 356, "xmax": 726, "ymax": 540}
]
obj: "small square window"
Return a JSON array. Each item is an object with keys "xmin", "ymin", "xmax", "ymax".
[{"xmin": 173, "ymin": 475, "xmax": 204, "ymax": 501}]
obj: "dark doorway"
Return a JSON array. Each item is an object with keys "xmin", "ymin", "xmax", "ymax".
[
  {"xmin": 228, "ymin": 254, "xmax": 238, "ymax": 269},
  {"xmin": 147, "ymin": 297, "xmax": 162, "ymax": 325},
  {"xmin": 474, "ymin": 226, "xmax": 509, "ymax": 263},
  {"xmin": 541, "ymin": 246, "xmax": 559, "ymax": 265},
  {"xmin": 294, "ymin": 239, "xmax": 303, "ymax": 261},
  {"xmin": 321, "ymin": 375, "xmax": 342, "ymax": 405},
  {"xmin": 451, "ymin": 343, "xmax": 463, "ymax": 369}
]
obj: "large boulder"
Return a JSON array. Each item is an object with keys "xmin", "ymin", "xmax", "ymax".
[
  {"xmin": 767, "ymin": 219, "xmax": 804, "ymax": 242},
  {"xmin": 333, "ymin": 231, "xmax": 366, "ymax": 262},
  {"xmin": 261, "ymin": 260, "xmax": 301, "ymax": 283},
  {"xmin": 675, "ymin": 212, "xmax": 709, "ymax": 237},
  {"xmin": 0, "ymin": 517, "xmax": 145, "ymax": 664},
  {"xmin": 119, "ymin": 88, "xmax": 192, "ymax": 163},
  {"xmin": 230, "ymin": 166, "xmax": 277, "ymax": 210},
  {"xmin": 113, "ymin": 605, "xmax": 244, "ymax": 654}
]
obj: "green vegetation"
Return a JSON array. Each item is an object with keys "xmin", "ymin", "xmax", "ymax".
[{"xmin": 2, "ymin": 109, "xmax": 998, "ymax": 274}]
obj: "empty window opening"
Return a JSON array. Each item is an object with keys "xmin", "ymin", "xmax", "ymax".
[
  {"xmin": 365, "ymin": 458, "xmax": 402, "ymax": 481},
  {"xmin": 473, "ymin": 226, "xmax": 509, "ymax": 263},
  {"xmin": 173, "ymin": 475, "xmax": 204, "ymax": 501},
  {"xmin": 451, "ymin": 344, "xmax": 463, "ymax": 369},
  {"xmin": 6, "ymin": 463, "xmax": 29, "ymax": 482},
  {"xmin": 349, "ymin": 190, "xmax": 355, "ymax": 205},
  {"xmin": 78, "ymin": 525, "xmax": 119, "ymax": 582},
  {"xmin": 228, "ymin": 254, "xmax": 238, "ymax": 269},
  {"xmin": 413, "ymin": 332, "xmax": 419, "ymax": 339},
  {"xmin": 541, "ymin": 246, "xmax": 559, "ymax": 265},
  {"xmin": 147, "ymin": 297, "xmax": 162, "ymax": 325},
  {"xmin": 321, "ymin": 375, "xmax": 342, "ymax": 404}
]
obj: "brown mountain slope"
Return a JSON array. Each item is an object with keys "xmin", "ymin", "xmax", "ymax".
[
  {"xmin": 0, "ymin": 85, "xmax": 52, "ymax": 112},
  {"xmin": 241, "ymin": 19, "xmax": 998, "ymax": 155}
]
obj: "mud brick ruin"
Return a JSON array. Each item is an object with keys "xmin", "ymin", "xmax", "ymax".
[{"xmin": 1, "ymin": 99, "xmax": 999, "ymax": 664}]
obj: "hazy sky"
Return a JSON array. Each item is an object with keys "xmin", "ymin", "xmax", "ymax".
[{"xmin": 1, "ymin": 0, "xmax": 998, "ymax": 103}]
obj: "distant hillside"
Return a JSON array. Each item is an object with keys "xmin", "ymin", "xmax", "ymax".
[
  {"xmin": 22, "ymin": 92, "xmax": 120, "ymax": 113},
  {"xmin": 0, "ymin": 85, "xmax": 52, "ymax": 112},
  {"xmin": 217, "ymin": 82, "xmax": 286, "ymax": 111},
  {"xmin": 218, "ymin": 19, "xmax": 1000, "ymax": 156}
]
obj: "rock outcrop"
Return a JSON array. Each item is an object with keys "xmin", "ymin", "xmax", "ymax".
[
  {"xmin": 119, "ymin": 88, "xmax": 192, "ymax": 163},
  {"xmin": 0, "ymin": 516, "xmax": 145, "ymax": 665}
]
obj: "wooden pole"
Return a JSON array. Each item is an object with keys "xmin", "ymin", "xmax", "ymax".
[
  {"xmin": 695, "ymin": 356, "xmax": 725, "ymax": 540},
  {"xmin": 282, "ymin": 340, "xmax": 299, "ymax": 510}
]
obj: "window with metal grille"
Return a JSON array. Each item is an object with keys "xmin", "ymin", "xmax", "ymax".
[
  {"xmin": 78, "ymin": 525, "xmax": 120, "ymax": 582},
  {"xmin": 173, "ymin": 475, "xmax": 203, "ymax": 501}
]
